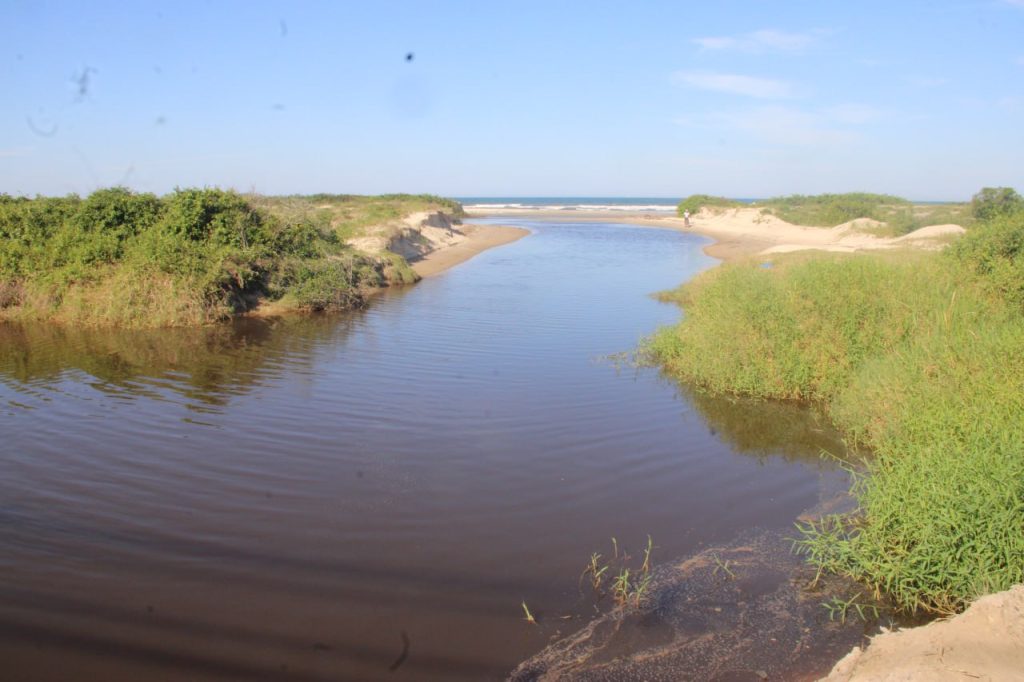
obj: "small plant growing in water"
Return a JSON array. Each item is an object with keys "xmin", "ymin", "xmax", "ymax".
[
  {"xmin": 521, "ymin": 600, "xmax": 537, "ymax": 625},
  {"xmin": 581, "ymin": 535, "xmax": 656, "ymax": 610},
  {"xmin": 581, "ymin": 552, "xmax": 609, "ymax": 591},
  {"xmin": 612, "ymin": 568, "xmax": 632, "ymax": 605},
  {"xmin": 711, "ymin": 552, "xmax": 735, "ymax": 579},
  {"xmin": 641, "ymin": 535, "xmax": 653, "ymax": 575}
]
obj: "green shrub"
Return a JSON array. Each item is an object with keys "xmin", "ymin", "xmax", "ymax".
[
  {"xmin": 970, "ymin": 186, "xmax": 1023, "ymax": 221},
  {"xmin": 676, "ymin": 194, "xmax": 742, "ymax": 216},
  {"xmin": 952, "ymin": 209, "xmax": 1024, "ymax": 310},
  {"xmin": 286, "ymin": 258, "xmax": 379, "ymax": 310},
  {"xmin": 158, "ymin": 188, "xmax": 268, "ymax": 247}
]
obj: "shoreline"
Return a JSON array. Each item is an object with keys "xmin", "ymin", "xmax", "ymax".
[
  {"xmin": 408, "ymin": 223, "xmax": 529, "ymax": 277},
  {"xmin": 466, "ymin": 207, "xmax": 964, "ymax": 262}
]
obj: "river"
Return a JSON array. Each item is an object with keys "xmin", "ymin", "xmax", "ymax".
[{"xmin": 0, "ymin": 220, "xmax": 852, "ymax": 681}]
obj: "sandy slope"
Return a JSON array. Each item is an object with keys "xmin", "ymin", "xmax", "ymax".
[
  {"xmin": 641, "ymin": 209, "xmax": 965, "ymax": 260},
  {"xmin": 347, "ymin": 210, "xmax": 528, "ymax": 276},
  {"xmin": 819, "ymin": 586, "xmax": 1024, "ymax": 682}
]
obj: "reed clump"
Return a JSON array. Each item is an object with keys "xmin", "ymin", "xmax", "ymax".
[{"xmin": 646, "ymin": 203, "xmax": 1024, "ymax": 615}]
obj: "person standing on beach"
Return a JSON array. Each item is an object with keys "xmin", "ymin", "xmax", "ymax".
[{"xmin": 683, "ymin": 210, "xmax": 691, "ymax": 228}]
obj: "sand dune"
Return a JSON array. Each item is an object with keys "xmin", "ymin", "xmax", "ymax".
[{"xmin": 469, "ymin": 206, "xmax": 966, "ymax": 261}]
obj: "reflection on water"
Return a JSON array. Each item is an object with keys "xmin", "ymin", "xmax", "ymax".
[
  {"xmin": 0, "ymin": 315, "xmax": 361, "ymax": 412},
  {"xmin": 677, "ymin": 384, "xmax": 849, "ymax": 465},
  {"xmin": 0, "ymin": 221, "xmax": 852, "ymax": 681}
]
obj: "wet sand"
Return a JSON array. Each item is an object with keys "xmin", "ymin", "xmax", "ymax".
[{"xmin": 410, "ymin": 224, "xmax": 529, "ymax": 277}]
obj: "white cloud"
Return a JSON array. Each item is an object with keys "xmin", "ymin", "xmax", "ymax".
[
  {"xmin": 673, "ymin": 71, "xmax": 793, "ymax": 98},
  {"xmin": 692, "ymin": 29, "xmax": 817, "ymax": 53}
]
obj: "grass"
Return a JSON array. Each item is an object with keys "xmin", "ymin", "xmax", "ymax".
[
  {"xmin": 821, "ymin": 592, "xmax": 880, "ymax": 624},
  {"xmin": 754, "ymin": 192, "xmax": 910, "ymax": 228},
  {"xmin": 754, "ymin": 193, "xmax": 974, "ymax": 234},
  {"xmin": 252, "ymin": 193, "xmax": 464, "ymax": 242},
  {"xmin": 646, "ymin": 205, "xmax": 1024, "ymax": 615},
  {"xmin": 582, "ymin": 536, "xmax": 656, "ymax": 609},
  {"xmin": 0, "ymin": 188, "xmax": 462, "ymax": 327},
  {"xmin": 711, "ymin": 553, "xmax": 735, "ymax": 579}
]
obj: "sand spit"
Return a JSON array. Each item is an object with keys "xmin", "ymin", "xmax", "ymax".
[
  {"xmin": 819, "ymin": 585, "xmax": 1024, "ymax": 682},
  {"xmin": 348, "ymin": 210, "xmax": 528, "ymax": 277},
  {"xmin": 468, "ymin": 207, "xmax": 966, "ymax": 262}
]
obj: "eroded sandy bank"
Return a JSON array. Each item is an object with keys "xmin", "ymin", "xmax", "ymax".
[
  {"xmin": 349, "ymin": 210, "xmax": 529, "ymax": 277},
  {"xmin": 409, "ymin": 223, "xmax": 529, "ymax": 277},
  {"xmin": 819, "ymin": 585, "xmax": 1024, "ymax": 681}
]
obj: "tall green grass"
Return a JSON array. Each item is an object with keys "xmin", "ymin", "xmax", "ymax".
[{"xmin": 646, "ymin": 208, "xmax": 1024, "ymax": 614}]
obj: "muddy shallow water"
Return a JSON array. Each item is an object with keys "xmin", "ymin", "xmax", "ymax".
[{"xmin": 1, "ymin": 222, "xmax": 855, "ymax": 681}]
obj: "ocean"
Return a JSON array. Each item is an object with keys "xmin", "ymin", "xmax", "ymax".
[{"xmin": 456, "ymin": 197, "xmax": 680, "ymax": 212}]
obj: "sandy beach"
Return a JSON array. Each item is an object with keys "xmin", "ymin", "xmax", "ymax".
[
  {"xmin": 409, "ymin": 224, "xmax": 528, "ymax": 277},
  {"xmin": 467, "ymin": 207, "xmax": 965, "ymax": 261}
]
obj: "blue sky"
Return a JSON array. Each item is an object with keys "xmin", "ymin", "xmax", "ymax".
[{"xmin": 2, "ymin": 0, "xmax": 1022, "ymax": 200}]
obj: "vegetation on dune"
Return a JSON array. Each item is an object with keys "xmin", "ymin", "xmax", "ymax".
[
  {"xmin": 676, "ymin": 192, "xmax": 974, "ymax": 235},
  {"xmin": 676, "ymin": 194, "xmax": 743, "ymax": 216},
  {"xmin": 252, "ymin": 193, "xmax": 464, "ymax": 241},
  {"xmin": 970, "ymin": 186, "xmax": 1023, "ymax": 222},
  {"xmin": 753, "ymin": 192, "xmax": 973, "ymax": 234},
  {"xmin": 0, "ymin": 188, "xmax": 460, "ymax": 327},
  {"xmin": 755, "ymin": 192, "xmax": 909, "ymax": 228},
  {"xmin": 646, "ymin": 195, "xmax": 1024, "ymax": 614}
]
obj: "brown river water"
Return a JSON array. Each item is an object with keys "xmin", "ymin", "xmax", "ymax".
[{"xmin": 0, "ymin": 221, "xmax": 854, "ymax": 681}]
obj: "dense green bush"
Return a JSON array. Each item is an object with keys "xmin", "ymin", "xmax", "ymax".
[
  {"xmin": 0, "ymin": 188, "xmax": 436, "ymax": 326},
  {"xmin": 953, "ymin": 209, "xmax": 1024, "ymax": 311},
  {"xmin": 676, "ymin": 194, "xmax": 741, "ymax": 216},
  {"xmin": 159, "ymin": 188, "xmax": 268, "ymax": 247},
  {"xmin": 970, "ymin": 186, "xmax": 1023, "ymax": 221}
]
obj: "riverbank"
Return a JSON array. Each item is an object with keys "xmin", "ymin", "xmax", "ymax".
[
  {"xmin": 644, "ymin": 206, "xmax": 1024, "ymax": 680},
  {"xmin": 467, "ymin": 207, "xmax": 964, "ymax": 262},
  {"xmin": 480, "ymin": 202, "xmax": 1023, "ymax": 681},
  {"xmin": 345, "ymin": 209, "xmax": 528, "ymax": 278},
  {"xmin": 0, "ymin": 190, "xmax": 527, "ymax": 328},
  {"xmin": 819, "ymin": 585, "xmax": 1024, "ymax": 681}
]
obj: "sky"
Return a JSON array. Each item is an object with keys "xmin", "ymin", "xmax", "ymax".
[{"xmin": 2, "ymin": 0, "xmax": 1023, "ymax": 200}]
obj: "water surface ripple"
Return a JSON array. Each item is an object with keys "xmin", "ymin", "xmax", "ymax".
[{"xmin": 0, "ymin": 221, "xmax": 848, "ymax": 681}]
